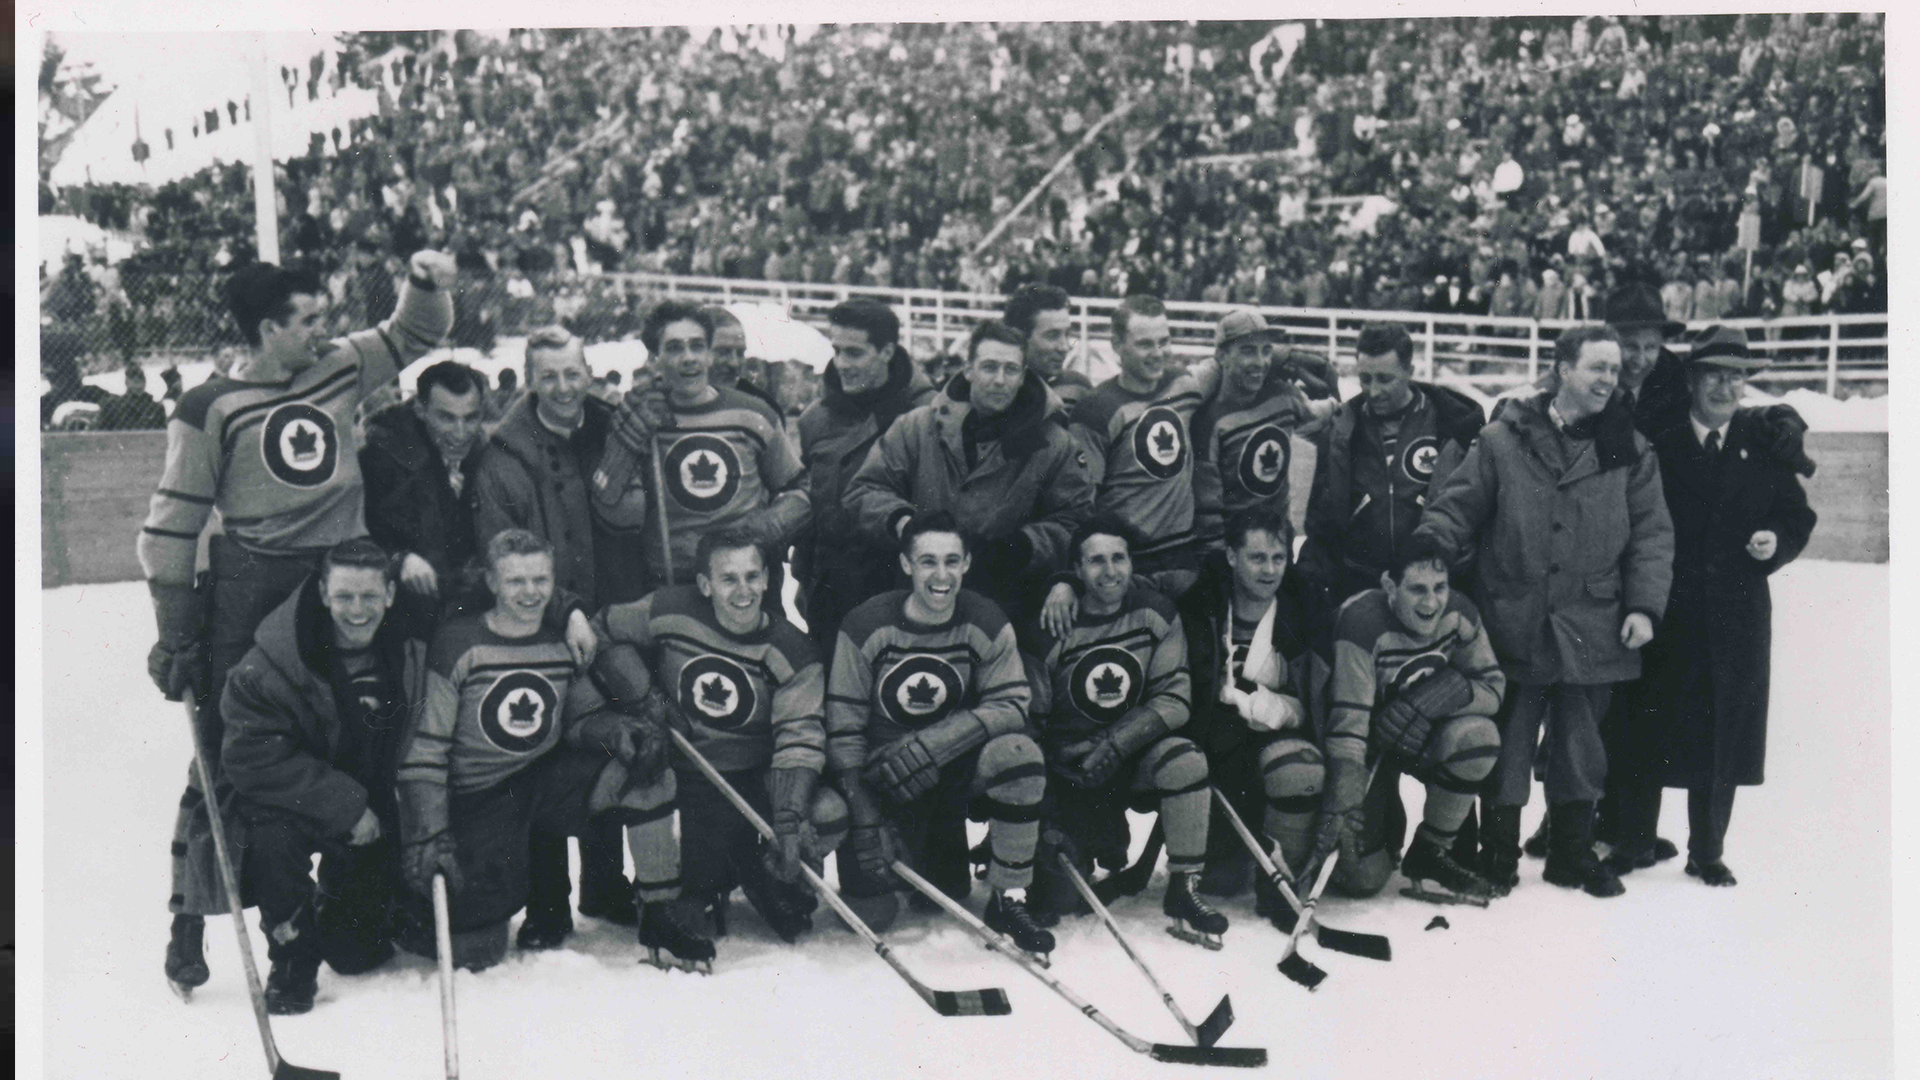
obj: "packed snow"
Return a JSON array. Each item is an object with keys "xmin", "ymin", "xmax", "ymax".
[{"xmin": 32, "ymin": 561, "xmax": 1891, "ymax": 1079}]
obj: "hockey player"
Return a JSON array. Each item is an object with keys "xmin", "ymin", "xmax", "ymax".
[
  {"xmin": 826, "ymin": 512, "xmax": 1054, "ymax": 958},
  {"xmin": 395, "ymin": 530, "xmax": 702, "ymax": 972},
  {"xmin": 1307, "ymin": 538, "xmax": 1506, "ymax": 904},
  {"xmin": 1002, "ymin": 283, "xmax": 1094, "ymax": 414},
  {"xmin": 146, "ymin": 252, "xmax": 454, "ymax": 997},
  {"xmin": 218, "ymin": 539, "xmax": 418, "ymax": 1013},
  {"xmin": 1022, "ymin": 517, "xmax": 1227, "ymax": 948},
  {"xmin": 1192, "ymin": 310, "xmax": 1331, "ymax": 552},
  {"xmin": 614, "ymin": 301, "xmax": 811, "ymax": 586},
  {"xmin": 589, "ymin": 527, "xmax": 849, "ymax": 945}
]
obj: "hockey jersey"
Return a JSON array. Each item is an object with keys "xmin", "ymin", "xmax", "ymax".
[
  {"xmin": 594, "ymin": 585, "xmax": 827, "ymax": 774},
  {"xmin": 825, "ymin": 589, "xmax": 1031, "ymax": 776},
  {"xmin": 1021, "ymin": 583, "xmax": 1191, "ymax": 748},
  {"xmin": 649, "ymin": 386, "xmax": 809, "ymax": 580},
  {"xmin": 400, "ymin": 615, "xmax": 597, "ymax": 794},
  {"xmin": 1326, "ymin": 590, "xmax": 1505, "ymax": 768},
  {"xmin": 137, "ymin": 278, "xmax": 453, "ymax": 587},
  {"xmin": 1192, "ymin": 378, "xmax": 1317, "ymax": 548},
  {"xmin": 1069, "ymin": 360, "xmax": 1219, "ymax": 558}
]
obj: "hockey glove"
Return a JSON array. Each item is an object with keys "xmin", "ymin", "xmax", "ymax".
[
  {"xmin": 766, "ymin": 768, "xmax": 821, "ymax": 883},
  {"xmin": 147, "ymin": 581, "xmax": 209, "ymax": 703},
  {"xmin": 610, "ymin": 396, "xmax": 657, "ymax": 457},
  {"xmin": 864, "ymin": 714, "xmax": 989, "ymax": 808},
  {"xmin": 1278, "ymin": 351, "xmax": 1338, "ymax": 400},
  {"xmin": 1300, "ymin": 757, "xmax": 1368, "ymax": 894},
  {"xmin": 1070, "ymin": 707, "xmax": 1169, "ymax": 788},
  {"xmin": 1758, "ymin": 404, "xmax": 1817, "ymax": 478},
  {"xmin": 1373, "ymin": 668, "xmax": 1475, "ymax": 760},
  {"xmin": 847, "ymin": 821, "xmax": 905, "ymax": 891},
  {"xmin": 403, "ymin": 833, "xmax": 464, "ymax": 898}
]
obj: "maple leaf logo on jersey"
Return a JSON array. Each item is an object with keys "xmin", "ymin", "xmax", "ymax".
[
  {"xmin": 507, "ymin": 692, "xmax": 539, "ymax": 726},
  {"xmin": 288, "ymin": 425, "xmax": 319, "ymax": 460},
  {"xmin": 1069, "ymin": 647, "xmax": 1145, "ymax": 722},
  {"xmin": 1092, "ymin": 666, "xmax": 1124, "ymax": 699},
  {"xmin": 1236, "ymin": 424, "xmax": 1289, "ymax": 496},
  {"xmin": 678, "ymin": 655, "xmax": 757, "ymax": 730},
  {"xmin": 700, "ymin": 675, "xmax": 732, "ymax": 709},
  {"xmin": 478, "ymin": 671, "xmax": 559, "ymax": 752},
  {"xmin": 1131, "ymin": 406, "xmax": 1188, "ymax": 479},
  {"xmin": 687, "ymin": 452, "xmax": 721, "ymax": 487},
  {"xmin": 1257, "ymin": 442, "xmax": 1280, "ymax": 474},
  {"xmin": 261, "ymin": 402, "xmax": 340, "ymax": 488},
  {"xmin": 905, "ymin": 676, "xmax": 939, "ymax": 707},
  {"xmin": 1152, "ymin": 426, "xmax": 1176, "ymax": 456},
  {"xmin": 1401, "ymin": 436, "xmax": 1440, "ymax": 483}
]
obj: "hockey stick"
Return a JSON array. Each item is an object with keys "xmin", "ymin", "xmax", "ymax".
[
  {"xmin": 432, "ymin": 874, "xmax": 460, "ymax": 1080},
  {"xmin": 1057, "ymin": 854, "xmax": 1235, "ymax": 1050},
  {"xmin": 1209, "ymin": 788, "xmax": 1392, "ymax": 962},
  {"xmin": 892, "ymin": 861, "xmax": 1266, "ymax": 1068},
  {"xmin": 666, "ymin": 729, "xmax": 1009, "ymax": 1017},
  {"xmin": 648, "ymin": 442, "xmax": 676, "ymax": 585},
  {"xmin": 1091, "ymin": 820, "xmax": 1164, "ymax": 905},
  {"xmin": 1276, "ymin": 851, "xmax": 1340, "ymax": 990},
  {"xmin": 181, "ymin": 698, "xmax": 341, "ymax": 1080}
]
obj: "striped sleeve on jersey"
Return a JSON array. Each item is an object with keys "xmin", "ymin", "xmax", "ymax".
[
  {"xmin": 1327, "ymin": 594, "xmax": 1390, "ymax": 765},
  {"xmin": 339, "ymin": 276, "xmax": 455, "ymax": 397},
  {"xmin": 137, "ymin": 413, "xmax": 223, "ymax": 586},
  {"xmin": 825, "ymin": 623, "xmax": 880, "ymax": 777},
  {"xmin": 1140, "ymin": 595, "xmax": 1193, "ymax": 731},
  {"xmin": 956, "ymin": 594, "xmax": 1031, "ymax": 740},
  {"xmin": 768, "ymin": 621, "xmax": 828, "ymax": 774},
  {"xmin": 398, "ymin": 625, "xmax": 475, "ymax": 790},
  {"xmin": 1446, "ymin": 594, "xmax": 1507, "ymax": 716}
]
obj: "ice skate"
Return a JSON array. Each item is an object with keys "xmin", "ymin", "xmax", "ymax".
[
  {"xmin": 639, "ymin": 898, "xmax": 717, "ymax": 974},
  {"xmin": 163, "ymin": 914, "xmax": 208, "ymax": 1002},
  {"xmin": 1162, "ymin": 871, "xmax": 1228, "ymax": 950},
  {"xmin": 263, "ymin": 952, "xmax": 321, "ymax": 1016},
  {"xmin": 737, "ymin": 847, "xmax": 816, "ymax": 943},
  {"xmin": 983, "ymin": 889, "xmax": 1055, "ymax": 963},
  {"xmin": 1399, "ymin": 834, "xmax": 1494, "ymax": 908},
  {"xmin": 515, "ymin": 906, "xmax": 574, "ymax": 951}
]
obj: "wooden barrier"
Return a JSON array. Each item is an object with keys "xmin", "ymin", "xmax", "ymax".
[{"xmin": 38, "ymin": 428, "xmax": 1889, "ymax": 590}]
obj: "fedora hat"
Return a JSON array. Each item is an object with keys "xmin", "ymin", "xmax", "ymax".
[
  {"xmin": 1214, "ymin": 309, "xmax": 1288, "ymax": 350},
  {"xmin": 1686, "ymin": 325, "xmax": 1770, "ymax": 371},
  {"xmin": 1604, "ymin": 282, "xmax": 1684, "ymax": 336}
]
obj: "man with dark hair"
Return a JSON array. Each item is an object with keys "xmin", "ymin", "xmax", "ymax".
[
  {"xmin": 471, "ymin": 323, "xmax": 652, "ymax": 943},
  {"xmin": 396, "ymin": 529, "xmax": 692, "ymax": 972},
  {"xmin": 1297, "ymin": 321, "xmax": 1486, "ymax": 635},
  {"xmin": 1306, "ymin": 537, "xmax": 1505, "ymax": 905},
  {"xmin": 825, "ymin": 512, "xmax": 1052, "ymax": 957},
  {"xmin": 845, "ymin": 319, "xmax": 1094, "ymax": 620},
  {"xmin": 361, "ymin": 360, "xmax": 488, "ymax": 608},
  {"xmin": 1192, "ymin": 310, "xmax": 1334, "ymax": 552},
  {"xmin": 1002, "ymin": 283, "xmax": 1093, "ymax": 412},
  {"xmin": 794, "ymin": 299, "xmax": 935, "ymax": 650},
  {"xmin": 1417, "ymin": 324, "xmax": 1674, "ymax": 900},
  {"xmin": 146, "ymin": 251, "xmax": 455, "ymax": 999},
  {"xmin": 699, "ymin": 305, "xmax": 782, "ymax": 412},
  {"xmin": 219, "ymin": 539, "xmax": 416, "ymax": 1012},
  {"xmin": 590, "ymin": 527, "xmax": 848, "ymax": 947},
  {"xmin": 614, "ymin": 301, "xmax": 810, "ymax": 587},
  {"xmin": 1020, "ymin": 517, "xmax": 1227, "ymax": 947},
  {"xmin": 1176, "ymin": 506, "xmax": 1326, "ymax": 907},
  {"xmin": 97, "ymin": 363, "xmax": 169, "ymax": 431}
]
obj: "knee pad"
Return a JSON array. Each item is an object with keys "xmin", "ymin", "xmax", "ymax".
[
  {"xmin": 1422, "ymin": 715, "xmax": 1502, "ymax": 792},
  {"xmin": 1330, "ymin": 847, "xmax": 1395, "ymax": 898},
  {"xmin": 976, "ymin": 733, "xmax": 1046, "ymax": 812},
  {"xmin": 1140, "ymin": 736, "xmax": 1209, "ymax": 797},
  {"xmin": 1260, "ymin": 737, "xmax": 1324, "ymax": 814},
  {"xmin": 809, "ymin": 787, "xmax": 849, "ymax": 857}
]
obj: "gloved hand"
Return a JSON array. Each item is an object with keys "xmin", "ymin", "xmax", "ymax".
[
  {"xmin": 147, "ymin": 581, "xmax": 208, "ymax": 702},
  {"xmin": 403, "ymin": 833, "xmax": 464, "ymax": 897},
  {"xmin": 1758, "ymin": 404, "xmax": 1816, "ymax": 478},
  {"xmin": 1373, "ymin": 668, "xmax": 1474, "ymax": 760},
  {"xmin": 1279, "ymin": 351, "xmax": 1338, "ymax": 400},
  {"xmin": 766, "ymin": 768, "xmax": 820, "ymax": 883},
  {"xmin": 611, "ymin": 393, "xmax": 659, "ymax": 456},
  {"xmin": 574, "ymin": 707, "xmax": 671, "ymax": 781},
  {"xmin": 864, "ymin": 734, "xmax": 941, "ymax": 806},
  {"xmin": 1298, "ymin": 758, "xmax": 1368, "ymax": 895},
  {"xmin": 847, "ymin": 820, "xmax": 905, "ymax": 891}
]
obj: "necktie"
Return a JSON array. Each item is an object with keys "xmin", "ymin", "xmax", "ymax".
[
  {"xmin": 445, "ymin": 459, "xmax": 464, "ymax": 497},
  {"xmin": 1704, "ymin": 430, "xmax": 1721, "ymax": 456}
]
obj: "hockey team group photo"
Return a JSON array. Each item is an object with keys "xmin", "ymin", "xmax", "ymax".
[{"xmin": 28, "ymin": 12, "xmax": 1894, "ymax": 1080}]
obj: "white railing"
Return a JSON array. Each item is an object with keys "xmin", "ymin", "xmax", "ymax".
[{"xmin": 607, "ymin": 271, "xmax": 1888, "ymax": 397}]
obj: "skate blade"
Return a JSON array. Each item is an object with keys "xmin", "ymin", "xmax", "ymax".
[
  {"xmin": 979, "ymin": 940, "xmax": 1050, "ymax": 968},
  {"xmin": 166, "ymin": 977, "xmax": 194, "ymax": 1003},
  {"xmin": 644, "ymin": 949, "xmax": 715, "ymax": 975},
  {"xmin": 1400, "ymin": 883, "xmax": 1492, "ymax": 908},
  {"xmin": 1166, "ymin": 921, "xmax": 1225, "ymax": 951}
]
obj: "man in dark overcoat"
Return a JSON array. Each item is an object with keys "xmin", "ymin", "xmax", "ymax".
[{"xmin": 1605, "ymin": 327, "xmax": 1816, "ymax": 886}]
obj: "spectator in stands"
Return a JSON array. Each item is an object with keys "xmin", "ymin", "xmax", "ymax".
[
  {"xmin": 485, "ymin": 367, "xmax": 519, "ymax": 425},
  {"xmin": 1779, "ymin": 263, "xmax": 1819, "ymax": 317},
  {"xmin": 40, "ymin": 331, "xmax": 111, "ymax": 430},
  {"xmin": 359, "ymin": 359, "xmax": 488, "ymax": 612},
  {"xmin": 1660, "ymin": 266, "xmax": 1696, "ymax": 325},
  {"xmin": 160, "ymin": 366, "xmax": 185, "ymax": 410},
  {"xmin": 97, "ymin": 363, "xmax": 169, "ymax": 431}
]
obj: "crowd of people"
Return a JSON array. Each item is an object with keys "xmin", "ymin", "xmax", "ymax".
[
  {"xmin": 143, "ymin": 242, "xmax": 1814, "ymax": 1030},
  {"xmin": 40, "ymin": 15, "xmax": 1885, "ymax": 382}
]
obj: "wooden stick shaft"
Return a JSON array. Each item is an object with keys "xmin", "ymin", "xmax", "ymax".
[
  {"xmin": 433, "ymin": 875, "xmax": 459, "ymax": 1080},
  {"xmin": 1058, "ymin": 854, "xmax": 1200, "ymax": 1044}
]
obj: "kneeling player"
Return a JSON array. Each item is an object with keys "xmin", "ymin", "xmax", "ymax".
[
  {"xmin": 1023, "ymin": 517, "xmax": 1227, "ymax": 948},
  {"xmin": 827, "ymin": 512, "xmax": 1055, "ymax": 958},
  {"xmin": 395, "ymin": 530, "xmax": 691, "ymax": 971},
  {"xmin": 590, "ymin": 527, "xmax": 849, "ymax": 948},
  {"xmin": 1298, "ymin": 539, "xmax": 1506, "ymax": 904},
  {"xmin": 219, "ymin": 539, "xmax": 416, "ymax": 1013}
]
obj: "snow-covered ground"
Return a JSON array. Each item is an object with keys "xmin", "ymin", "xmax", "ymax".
[{"xmin": 32, "ymin": 562, "xmax": 1892, "ymax": 1079}]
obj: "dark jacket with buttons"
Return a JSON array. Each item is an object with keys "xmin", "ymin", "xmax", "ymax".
[
  {"xmin": 470, "ymin": 393, "xmax": 651, "ymax": 609},
  {"xmin": 360, "ymin": 402, "xmax": 483, "ymax": 585},
  {"xmin": 1415, "ymin": 392, "xmax": 1675, "ymax": 686}
]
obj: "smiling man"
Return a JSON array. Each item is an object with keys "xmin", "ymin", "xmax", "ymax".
[
  {"xmin": 361, "ymin": 360, "xmax": 489, "ymax": 610},
  {"xmin": 1003, "ymin": 283, "xmax": 1093, "ymax": 414},
  {"xmin": 589, "ymin": 527, "xmax": 847, "ymax": 950},
  {"xmin": 844, "ymin": 319, "xmax": 1094, "ymax": 620},
  {"xmin": 824, "ymin": 512, "xmax": 1051, "ymax": 958},
  {"xmin": 144, "ymin": 252, "xmax": 454, "ymax": 1000}
]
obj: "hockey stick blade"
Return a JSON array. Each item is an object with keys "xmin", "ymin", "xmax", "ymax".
[
  {"xmin": 931, "ymin": 988, "xmax": 1013, "ymax": 1017},
  {"xmin": 1194, "ymin": 996, "xmax": 1234, "ymax": 1049},
  {"xmin": 1149, "ymin": 1043, "xmax": 1269, "ymax": 1068},
  {"xmin": 272, "ymin": 1065, "xmax": 343, "ymax": 1080},
  {"xmin": 1276, "ymin": 952, "xmax": 1327, "ymax": 991},
  {"xmin": 1313, "ymin": 923, "xmax": 1393, "ymax": 961}
]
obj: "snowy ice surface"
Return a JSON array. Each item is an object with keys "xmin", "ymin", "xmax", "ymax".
[{"xmin": 34, "ymin": 562, "xmax": 1891, "ymax": 1079}]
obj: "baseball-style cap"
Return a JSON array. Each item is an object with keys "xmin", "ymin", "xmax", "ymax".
[
  {"xmin": 1214, "ymin": 309, "xmax": 1288, "ymax": 350},
  {"xmin": 1605, "ymin": 282, "xmax": 1685, "ymax": 336},
  {"xmin": 1687, "ymin": 325, "xmax": 1769, "ymax": 371}
]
